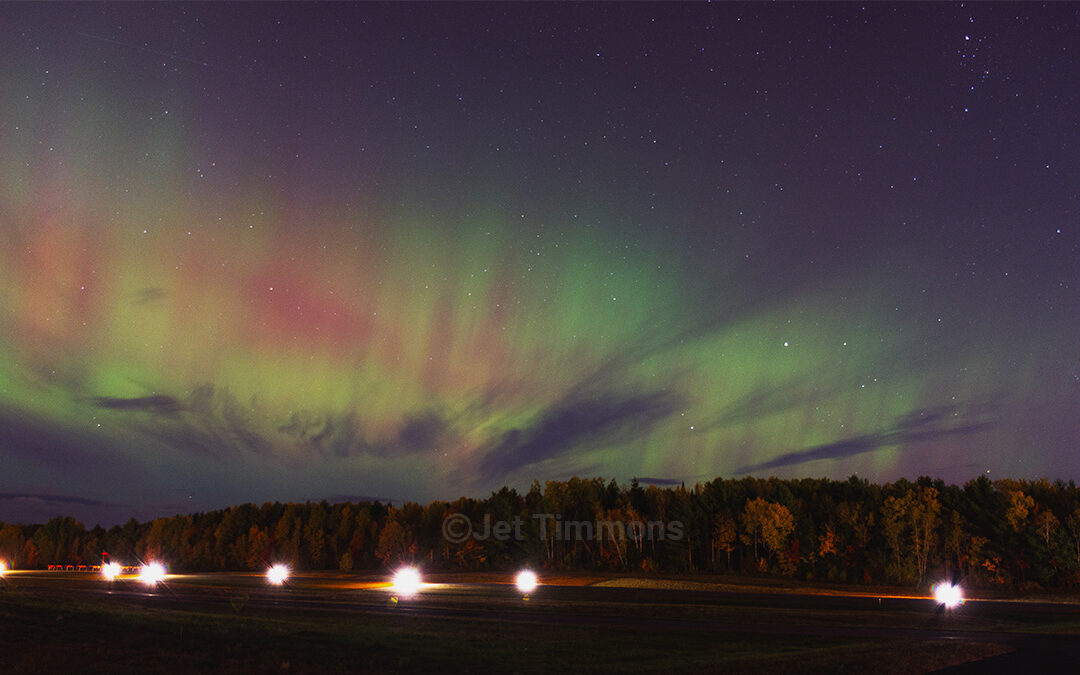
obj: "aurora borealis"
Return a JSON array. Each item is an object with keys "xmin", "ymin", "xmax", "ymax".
[{"xmin": 1, "ymin": 3, "xmax": 1078, "ymax": 526}]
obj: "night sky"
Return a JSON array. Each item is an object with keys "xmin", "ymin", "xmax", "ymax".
[{"xmin": 2, "ymin": 3, "xmax": 1078, "ymax": 526}]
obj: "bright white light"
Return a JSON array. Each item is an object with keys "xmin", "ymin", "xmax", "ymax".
[
  {"xmin": 267, "ymin": 564, "xmax": 290, "ymax": 585},
  {"xmin": 139, "ymin": 562, "xmax": 166, "ymax": 585},
  {"xmin": 0, "ymin": 561, "xmax": 7, "ymax": 575},
  {"xmin": 102, "ymin": 562, "xmax": 123, "ymax": 580},
  {"xmin": 934, "ymin": 582, "xmax": 964, "ymax": 609},
  {"xmin": 515, "ymin": 569, "xmax": 538, "ymax": 594},
  {"xmin": 391, "ymin": 567, "xmax": 422, "ymax": 597}
]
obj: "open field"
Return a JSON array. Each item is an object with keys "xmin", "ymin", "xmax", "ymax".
[{"xmin": 1, "ymin": 570, "xmax": 1077, "ymax": 673}]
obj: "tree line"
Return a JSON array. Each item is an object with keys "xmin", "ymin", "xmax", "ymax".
[{"xmin": 3, "ymin": 475, "xmax": 1080, "ymax": 591}]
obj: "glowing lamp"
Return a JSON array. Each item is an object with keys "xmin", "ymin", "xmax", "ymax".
[
  {"xmin": 391, "ymin": 567, "xmax": 422, "ymax": 597},
  {"xmin": 267, "ymin": 564, "xmax": 290, "ymax": 585},
  {"xmin": 515, "ymin": 569, "xmax": 538, "ymax": 594},
  {"xmin": 102, "ymin": 562, "xmax": 123, "ymax": 580},
  {"xmin": 933, "ymin": 582, "xmax": 964, "ymax": 609},
  {"xmin": 139, "ymin": 562, "xmax": 166, "ymax": 585}
]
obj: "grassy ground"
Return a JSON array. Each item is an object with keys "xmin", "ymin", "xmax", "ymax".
[{"xmin": 0, "ymin": 579, "xmax": 1013, "ymax": 673}]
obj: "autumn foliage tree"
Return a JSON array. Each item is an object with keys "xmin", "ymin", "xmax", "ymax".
[
  {"xmin": 740, "ymin": 497, "xmax": 794, "ymax": 572},
  {"xmin": 5, "ymin": 475, "xmax": 1080, "ymax": 592}
]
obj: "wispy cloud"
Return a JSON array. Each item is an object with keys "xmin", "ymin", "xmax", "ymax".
[
  {"xmin": 471, "ymin": 389, "xmax": 683, "ymax": 483},
  {"xmin": 0, "ymin": 492, "xmax": 117, "ymax": 507},
  {"xmin": 735, "ymin": 403, "xmax": 999, "ymax": 475},
  {"xmin": 634, "ymin": 477, "xmax": 683, "ymax": 486},
  {"xmin": 130, "ymin": 286, "xmax": 168, "ymax": 305},
  {"xmin": 93, "ymin": 395, "xmax": 182, "ymax": 414}
]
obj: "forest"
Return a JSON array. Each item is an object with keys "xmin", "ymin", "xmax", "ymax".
[{"xmin": 4, "ymin": 475, "xmax": 1080, "ymax": 591}]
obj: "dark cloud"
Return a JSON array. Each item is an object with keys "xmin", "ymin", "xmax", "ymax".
[
  {"xmin": 131, "ymin": 286, "xmax": 167, "ymax": 305},
  {"xmin": 147, "ymin": 385, "xmax": 425, "ymax": 461},
  {"xmin": 277, "ymin": 410, "xmax": 324, "ymax": 440},
  {"xmin": 735, "ymin": 403, "xmax": 999, "ymax": 475},
  {"xmin": 190, "ymin": 386, "xmax": 268, "ymax": 453},
  {"xmin": 396, "ymin": 411, "xmax": 444, "ymax": 450},
  {"xmin": 314, "ymin": 413, "xmax": 373, "ymax": 458},
  {"xmin": 0, "ymin": 493, "xmax": 117, "ymax": 507},
  {"xmin": 106, "ymin": 383, "xmax": 444, "ymax": 462},
  {"xmin": 101, "ymin": 384, "xmax": 273, "ymax": 458},
  {"xmin": 295, "ymin": 412, "xmax": 375, "ymax": 459},
  {"xmin": 276, "ymin": 407, "xmax": 444, "ymax": 458},
  {"xmin": 93, "ymin": 395, "xmax": 182, "ymax": 414},
  {"xmin": 472, "ymin": 389, "xmax": 682, "ymax": 483},
  {"xmin": 316, "ymin": 494, "xmax": 409, "ymax": 505},
  {"xmin": 634, "ymin": 477, "xmax": 683, "ymax": 486},
  {"xmin": 0, "ymin": 493, "xmax": 205, "ymax": 528}
]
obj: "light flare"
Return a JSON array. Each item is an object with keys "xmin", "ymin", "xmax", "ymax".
[
  {"xmin": 139, "ymin": 562, "xmax": 166, "ymax": 585},
  {"xmin": 515, "ymin": 569, "xmax": 538, "ymax": 594},
  {"xmin": 266, "ymin": 564, "xmax": 290, "ymax": 585},
  {"xmin": 391, "ymin": 567, "xmax": 422, "ymax": 597},
  {"xmin": 102, "ymin": 562, "xmax": 122, "ymax": 580},
  {"xmin": 933, "ymin": 582, "xmax": 964, "ymax": 609}
]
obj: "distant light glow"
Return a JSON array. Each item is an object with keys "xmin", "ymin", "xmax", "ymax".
[
  {"xmin": 391, "ymin": 567, "xmax": 422, "ymax": 596},
  {"xmin": 267, "ymin": 564, "xmax": 289, "ymax": 585},
  {"xmin": 102, "ymin": 562, "xmax": 122, "ymax": 580},
  {"xmin": 139, "ymin": 562, "xmax": 166, "ymax": 585},
  {"xmin": 515, "ymin": 569, "xmax": 538, "ymax": 594},
  {"xmin": 933, "ymin": 582, "xmax": 964, "ymax": 608},
  {"xmin": 0, "ymin": 560, "xmax": 7, "ymax": 575}
]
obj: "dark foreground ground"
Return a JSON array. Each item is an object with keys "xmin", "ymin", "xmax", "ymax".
[{"xmin": 1, "ymin": 570, "xmax": 1076, "ymax": 673}]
